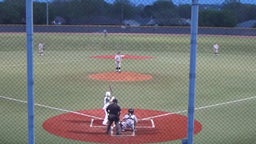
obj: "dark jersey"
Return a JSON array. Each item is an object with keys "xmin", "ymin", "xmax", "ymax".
[
  {"xmin": 106, "ymin": 102, "xmax": 122, "ymax": 135},
  {"xmin": 106, "ymin": 103, "xmax": 121, "ymax": 116}
]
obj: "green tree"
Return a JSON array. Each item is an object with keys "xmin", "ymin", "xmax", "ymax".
[
  {"xmin": 199, "ymin": 10, "xmax": 236, "ymax": 27},
  {"xmin": 50, "ymin": 0, "xmax": 108, "ymax": 24},
  {"xmin": 33, "ymin": 2, "xmax": 48, "ymax": 24},
  {"xmin": 141, "ymin": 5, "xmax": 154, "ymax": 18},
  {"xmin": 177, "ymin": 4, "xmax": 191, "ymax": 19},
  {"xmin": 222, "ymin": 2, "xmax": 246, "ymax": 23},
  {"xmin": 0, "ymin": 2, "xmax": 4, "ymax": 23},
  {"xmin": 151, "ymin": 0, "xmax": 177, "ymax": 26},
  {"xmin": 108, "ymin": 0, "xmax": 136, "ymax": 23},
  {"xmin": 1, "ymin": 0, "xmax": 25, "ymax": 24},
  {"xmin": 223, "ymin": 3, "xmax": 256, "ymax": 22},
  {"xmin": 78, "ymin": 0, "xmax": 106, "ymax": 17}
]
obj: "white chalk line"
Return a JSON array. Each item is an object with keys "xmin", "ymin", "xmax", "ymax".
[
  {"xmin": 0, "ymin": 95, "xmax": 102, "ymax": 120},
  {"xmin": 140, "ymin": 95, "xmax": 256, "ymax": 120},
  {"xmin": 1, "ymin": 95, "xmax": 256, "ymax": 121}
]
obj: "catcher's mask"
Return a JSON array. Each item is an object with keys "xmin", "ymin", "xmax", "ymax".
[{"xmin": 112, "ymin": 98, "xmax": 118, "ymax": 103}]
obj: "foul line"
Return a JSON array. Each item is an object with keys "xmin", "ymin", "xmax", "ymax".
[
  {"xmin": 1, "ymin": 95, "xmax": 256, "ymax": 121},
  {"xmin": 140, "ymin": 95, "xmax": 256, "ymax": 120},
  {"xmin": 0, "ymin": 95, "xmax": 102, "ymax": 120}
]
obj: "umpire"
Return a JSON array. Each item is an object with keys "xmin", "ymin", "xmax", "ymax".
[{"xmin": 106, "ymin": 98, "xmax": 121, "ymax": 135}]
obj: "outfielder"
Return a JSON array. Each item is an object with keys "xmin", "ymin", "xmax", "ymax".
[
  {"xmin": 102, "ymin": 91, "xmax": 111, "ymax": 125},
  {"xmin": 114, "ymin": 52, "xmax": 123, "ymax": 72},
  {"xmin": 120, "ymin": 108, "xmax": 138, "ymax": 132},
  {"xmin": 213, "ymin": 43, "xmax": 219, "ymax": 56},
  {"xmin": 103, "ymin": 29, "xmax": 108, "ymax": 37},
  {"xmin": 38, "ymin": 42, "xmax": 44, "ymax": 56}
]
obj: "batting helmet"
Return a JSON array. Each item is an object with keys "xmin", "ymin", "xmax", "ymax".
[
  {"xmin": 105, "ymin": 91, "xmax": 111, "ymax": 97},
  {"xmin": 128, "ymin": 108, "xmax": 134, "ymax": 114}
]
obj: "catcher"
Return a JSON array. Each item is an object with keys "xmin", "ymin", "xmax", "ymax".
[{"xmin": 120, "ymin": 108, "xmax": 138, "ymax": 132}]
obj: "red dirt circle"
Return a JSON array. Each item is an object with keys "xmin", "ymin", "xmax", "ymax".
[
  {"xmin": 89, "ymin": 72, "xmax": 153, "ymax": 82},
  {"xmin": 43, "ymin": 109, "xmax": 202, "ymax": 144}
]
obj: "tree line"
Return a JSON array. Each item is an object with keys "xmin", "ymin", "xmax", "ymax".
[{"xmin": 0, "ymin": 0, "xmax": 256, "ymax": 27}]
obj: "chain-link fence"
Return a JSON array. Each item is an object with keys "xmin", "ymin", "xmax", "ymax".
[{"xmin": 1, "ymin": 0, "xmax": 256, "ymax": 144}]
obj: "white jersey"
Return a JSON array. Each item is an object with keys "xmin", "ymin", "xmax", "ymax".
[
  {"xmin": 121, "ymin": 113, "xmax": 138, "ymax": 131},
  {"xmin": 115, "ymin": 54, "xmax": 122, "ymax": 63},
  {"xmin": 123, "ymin": 114, "xmax": 138, "ymax": 125},
  {"xmin": 102, "ymin": 93, "xmax": 111, "ymax": 125},
  {"xmin": 213, "ymin": 44, "xmax": 219, "ymax": 55},
  {"xmin": 213, "ymin": 44, "xmax": 219, "ymax": 50},
  {"xmin": 38, "ymin": 43, "xmax": 44, "ymax": 55},
  {"xmin": 103, "ymin": 29, "xmax": 107, "ymax": 35},
  {"xmin": 38, "ymin": 43, "xmax": 44, "ymax": 50},
  {"xmin": 103, "ymin": 96, "xmax": 110, "ymax": 109}
]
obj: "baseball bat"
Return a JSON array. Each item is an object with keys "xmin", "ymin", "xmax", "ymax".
[{"xmin": 109, "ymin": 85, "xmax": 113, "ymax": 95}]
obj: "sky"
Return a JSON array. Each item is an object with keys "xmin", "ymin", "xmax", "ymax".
[{"xmin": 104, "ymin": 0, "xmax": 256, "ymax": 5}]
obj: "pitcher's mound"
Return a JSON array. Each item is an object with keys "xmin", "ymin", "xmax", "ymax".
[
  {"xmin": 89, "ymin": 72, "xmax": 152, "ymax": 82},
  {"xmin": 91, "ymin": 54, "xmax": 153, "ymax": 60}
]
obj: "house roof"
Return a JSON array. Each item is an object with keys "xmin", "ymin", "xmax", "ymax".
[{"xmin": 236, "ymin": 20, "xmax": 256, "ymax": 28}]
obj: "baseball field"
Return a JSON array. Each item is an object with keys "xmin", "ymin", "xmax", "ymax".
[{"xmin": 0, "ymin": 32, "xmax": 256, "ymax": 144}]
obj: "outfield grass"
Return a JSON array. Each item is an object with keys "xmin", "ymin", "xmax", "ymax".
[{"xmin": 0, "ymin": 32, "xmax": 256, "ymax": 144}]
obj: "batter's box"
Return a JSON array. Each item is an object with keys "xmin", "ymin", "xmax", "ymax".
[
  {"xmin": 90, "ymin": 119, "xmax": 155, "ymax": 129},
  {"xmin": 90, "ymin": 118, "xmax": 155, "ymax": 137},
  {"xmin": 112, "ymin": 119, "xmax": 155, "ymax": 137},
  {"xmin": 136, "ymin": 119, "xmax": 155, "ymax": 129},
  {"xmin": 111, "ymin": 131, "xmax": 136, "ymax": 137},
  {"xmin": 90, "ymin": 119, "xmax": 105, "ymax": 128}
]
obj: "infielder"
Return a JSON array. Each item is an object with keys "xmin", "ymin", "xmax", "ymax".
[
  {"xmin": 213, "ymin": 43, "xmax": 219, "ymax": 56},
  {"xmin": 38, "ymin": 42, "xmax": 44, "ymax": 56},
  {"xmin": 114, "ymin": 52, "xmax": 123, "ymax": 72},
  {"xmin": 120, "ymin": 108, "xmax": 138, "ymax": 132},
  {"xmin": 102, "ymin": 91, "xmax": 111, "ymax": 125}
]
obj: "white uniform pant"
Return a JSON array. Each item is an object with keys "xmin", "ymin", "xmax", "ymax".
[
  {"xmin": 102, "ymin": 108, "xmax": 108, "ymax": 125},
  {"xmin": 121, "ymin": 120, "xmax": 135, "ymax": 131}
]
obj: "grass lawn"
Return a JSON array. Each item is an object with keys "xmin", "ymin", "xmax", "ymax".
[{"xmin": 0, "ymin": 32, "xmax": 256, "ymax": 144}]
